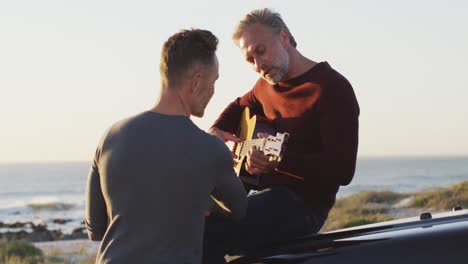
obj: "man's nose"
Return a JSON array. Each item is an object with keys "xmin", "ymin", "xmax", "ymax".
[{"xmin": 253, "ymin": 58, "xmax": 265, "ymax": 73}]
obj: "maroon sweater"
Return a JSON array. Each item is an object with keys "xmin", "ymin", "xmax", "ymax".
[{"xmin": 212, "ymin": 62, "xmax": 359, "ymax": 217}]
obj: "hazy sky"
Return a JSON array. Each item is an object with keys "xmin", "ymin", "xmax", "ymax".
[{"xmin": 1, "ymin": 0, "xmax": 467, "ymax": 163}]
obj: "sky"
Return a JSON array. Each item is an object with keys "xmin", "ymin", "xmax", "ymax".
[{"xmin": 1, "ymin": 0, "xmax": 467, "ymax": 163}]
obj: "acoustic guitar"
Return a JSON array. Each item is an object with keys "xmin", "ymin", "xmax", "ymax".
[{"xmin": 232, "ymin": 107, "xmax": 289, "ymax": 189}]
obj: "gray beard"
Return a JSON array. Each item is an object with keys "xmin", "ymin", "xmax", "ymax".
[{"xmin": 264, "ymin": 70, "xmax": 286, "ymax": 85}]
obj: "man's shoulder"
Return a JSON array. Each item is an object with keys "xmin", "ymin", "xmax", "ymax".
[
  {"xmin": 252, "ymin": 76, "xmax": 271, "ymax": 91},
  {"xmin": 319, "ymin": 62, "xmax": 352, "ymax": 86},
  {"xmin": 196, "ymin": 131, "xmax": 230, "ymax": 153},
  {"xmin": 185, "ymin": 130, "xmax": 234, "ymax": 172},
  {"xmin": 93, "ymin": 112, "xmax": 146, "ymax": 148},
  {"xmin": 108, "ymin": 111, "xmax": 147, "ymax": 130},
  {"xmin": 317, "ymin": 62, "xmax": 359, "ymax": 111}
]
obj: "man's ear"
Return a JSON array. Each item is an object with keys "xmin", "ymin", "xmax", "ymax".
[
  {"xmin": 279, "ymin": 28, "xmax": 290, "ymax": 48},
  {"xmin": 189, "ymin": 71, "xmax": 203, "ymax": 96}
]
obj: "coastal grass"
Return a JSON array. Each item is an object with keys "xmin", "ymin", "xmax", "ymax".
[
  {"xmin": 0, "ymin": 239, "xmax": 95, "ymax": 264},
  {"xmin": 322, "ymin": 180, "xmax": 468, "ymax": 232},
  {"xmin": 410, "ymin": 181, "xmax": 468, "ymax": 209},
  {"xmin": 44, "ymin": 245, "xmax": 95, "ymax": 264},
  {"xmin": 322, "ymin": 190, "xmax": 406, "ymax": 231},
  {"xmin": 28, "ymin": 202, "xmax": 74, "ymax": 211},
  {"xmin": 0, "ymin": 239, "xmax": 43, "ymax": 264},
  {"xmin": 2, "ymin": 181, "xmax": 467, "ymax": 261}
]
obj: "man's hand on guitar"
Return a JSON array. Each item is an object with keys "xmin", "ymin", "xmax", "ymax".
[
  {"xmin": 245, "ymin": 133, "xmax": 280, "ymax": 175},
  {"xmin": 245, "ymin": 147, "xmax": 279, "ymax": 175},
  {"xmin": 209, "ymin": 127, "xmax": 241, "ymax": 143},
  {"xmin": 209, "ymin": 127, "xmax": 241, "ymax": 161}
]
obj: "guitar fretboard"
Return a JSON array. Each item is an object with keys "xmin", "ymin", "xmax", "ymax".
[{"xmin": 233, "ymin": 138, "xmax": 265, "ymax": 158}]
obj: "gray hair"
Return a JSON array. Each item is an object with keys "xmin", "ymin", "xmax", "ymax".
[{"xmin": 232, "ymin": 8, "xmax": 297, "ymax": 47}]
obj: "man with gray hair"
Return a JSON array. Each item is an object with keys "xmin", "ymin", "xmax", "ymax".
[
  {"xmin": 205, "ymin": 8, "xmax": 360, "ymax": 263},
  {"xmin": 85, "ymin": 29, "xmax": 247, "ymax": 264}
]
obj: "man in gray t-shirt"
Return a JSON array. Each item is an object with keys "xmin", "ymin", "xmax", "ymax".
[{"xmin": 85, "ymin": 29, "xmax": 247, "ymax": 264}]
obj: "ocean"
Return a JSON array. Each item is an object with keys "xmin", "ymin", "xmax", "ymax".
[{"xmin": 1, "ymin": 156, "xmax": 468, "ymax": 234}]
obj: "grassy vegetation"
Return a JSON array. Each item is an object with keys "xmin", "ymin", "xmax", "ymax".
[
  {"xmin": 322, "ymin": 190, "xmax": 406, "ymax": 231},
  {"xmin": 410, "ymin": 181, "xmax": 468, "ymax": 209},
  {"xmin": 43, "ymin": 248, "xmax": 95, "ymax": 264},
  {"xmin": 2, "ymin": 181, "xmax": 467, "ymax": 261},
  {"xmin": 0, "ymin": 239, "xmax": 95, "ymax": 264},
  {"xmin": 28, "ymin": 203, "xmax": 74, "ymax": 211},
  {"xmin": 0, "ymin": 239, "xmax": 43, "ymax": 264},
  {"xmin": 322, "ymin": 180, "xmax": 468, "ymax": 232}
]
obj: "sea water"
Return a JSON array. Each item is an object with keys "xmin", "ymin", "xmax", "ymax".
[{"xmin": 1, "ymin": 156, "xmax": 467, "ymax": 234}]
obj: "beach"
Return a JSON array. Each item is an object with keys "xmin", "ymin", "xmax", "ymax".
[
  {"xmin": 1, "ymin": 157, "xmax": 468, "ymax": 261},
  {"xmin": 33, "ymin": 239, "xmax": 99, "ymax": 263},
  {"xmin": 4, "ymin": 179, "xmax": 465, "ymax": 262}
]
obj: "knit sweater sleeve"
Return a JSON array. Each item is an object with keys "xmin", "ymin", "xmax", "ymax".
[
  {"xmin": 208, "ymin": 138, "xmax": 247, "ymax": 220},
  {"xmin": 211, "ymin": 84, "xmax": 264, "ymax": 133},
  {"xmin": 85, "ymin": 146, "xmax": 108, "ymax": 241},
  {"xmin": 277, "ymin": 75, "xmax": 360, "ymax": 187}
]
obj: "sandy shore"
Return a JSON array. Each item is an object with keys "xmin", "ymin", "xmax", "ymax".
[
  {"xmin": 34, "ymin": 239, "xmax": 99, "ymax": 262},
  {"xmin": 33, "ymin": 239, "xmax": 239, "ymax": 263}
]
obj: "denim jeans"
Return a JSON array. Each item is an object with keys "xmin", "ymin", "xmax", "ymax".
[{"xmin": 203, "ymin": 187, "xmax": 325, "ymax": 264}]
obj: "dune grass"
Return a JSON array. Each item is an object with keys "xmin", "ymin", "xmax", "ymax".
[
  {"xmin": 322, "ymin": 191, "xmax": 405, "ymax": 231},
  {"xmin": 322, "ymin": 180, "xmax": 468, "ymax": 232},
  {"xmin": 28, "ymin": 203, "xmax": 74, "ymax": 211},
  {"xmin": 0, "ymin": 239, "xmax": 43, "ymax": 264},
  {"xmin": 0, "ymin": 239, "xmax": 95, "ymax": 264},
  {"xmin": 2, "ymin": 181, "xmax": 467, "ymax": 261},
  {"xmin": 410, "ymin": 181, "xmax": 468, "ymax": 209}
]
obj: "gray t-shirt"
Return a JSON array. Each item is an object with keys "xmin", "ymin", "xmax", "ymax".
[{"xmin": 85, "ymin": 111, "xmax": 247, "ymax": 264}]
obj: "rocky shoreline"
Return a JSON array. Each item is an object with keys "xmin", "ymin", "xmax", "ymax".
[{"xmin": 0, "ymin": 220, "xmax": 87, "ymax": 242}]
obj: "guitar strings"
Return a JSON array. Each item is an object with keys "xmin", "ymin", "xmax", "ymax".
[{"xmin": 237, "ymin": 138, "xmax": 265, "ymax": 157}]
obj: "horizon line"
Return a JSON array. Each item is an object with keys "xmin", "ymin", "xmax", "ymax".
[{"xmin": 1, "ymin": 154, "xmax": 468, "ymax": 165}]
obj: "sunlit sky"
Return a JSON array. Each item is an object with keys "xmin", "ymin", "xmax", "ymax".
[{"xmin": 1, "ymin": 0, "xmax": 467, "ymax": 163}]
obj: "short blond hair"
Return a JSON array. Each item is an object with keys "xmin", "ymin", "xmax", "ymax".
[{"xmin": 160, "ymin": 29, "xmax": 218, "ymax": 89}]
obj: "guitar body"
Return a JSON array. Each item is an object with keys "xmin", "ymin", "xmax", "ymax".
[{"xmin": 233, "ymin": 107, "xmax": 285, "ymax": 189}]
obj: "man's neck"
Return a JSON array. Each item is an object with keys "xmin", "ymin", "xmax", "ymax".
[
  {"xmin": 284, "ymin": 50, "xmax": 317, "ymax": 81},
  {"xmin": 150, "ymin": 89, "xmax": 190, "ymax": 117}
]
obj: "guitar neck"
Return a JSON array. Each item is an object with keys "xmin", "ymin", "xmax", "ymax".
[{"xmin": 233, "ymin": 138, "xmax": 265, "ymax": 157}]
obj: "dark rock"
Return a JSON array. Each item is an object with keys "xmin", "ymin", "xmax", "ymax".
[
  {"xmin": 52, "ymin": 219, "xmax": 72, "ymax": 225},
  {"xmin": 0, "ymin": 221, "xmax": 87, "ymax": 242},
  {"xmin": 73, "ymin": 227, "xmax": 85, "ymax": 233},
  {"xmin": 0, "ymin": 228, "xmax": 64, "ymax": 242},
  {"xmin": 4, "ymin": 221, "xmax": 34, "ymax": 228},
  {"xmin": 27, "ymin": 229, "xmax": 63, "ymax": 242},
  {"xmin": 32, "ymin": 224, "xmax": 48, "ymax": 232},
  {"xmin": 9, "ymin": 222, "xmax": 27, "ymax": 228},
  {"xmin": 0, "ymin": 231, "xmax": 29, "ymax": 241},
  {"xmin": 62, "ymin": 227, "xmax": 88, "ymax": 240}
]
